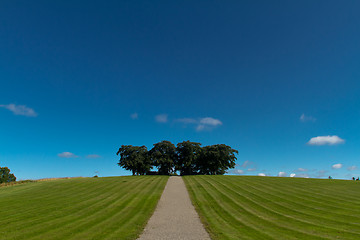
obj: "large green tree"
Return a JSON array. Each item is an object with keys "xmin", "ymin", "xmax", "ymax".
[
  {"xmin": 176, "ymin": 141, "xmax": 202, "ymax": 175},
  {"xmin": 150, "ymin": 141, "xmax": 176, "ymax": 175},
  {"xmin": 116, "ymin": 145, "xmax": 151, "ymax": 175},
  {"xmin": 197, "ymin": 144, "xmax": 238, "ymax": 175},
  {"xmin": 0, "ymin": 167, "xmax": 16, "ymax": 183}
]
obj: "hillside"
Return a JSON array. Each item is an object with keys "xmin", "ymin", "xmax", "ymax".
[
  {"xmin": 0, "ymin": 176, "xmax": 168, "ymax": 240},
  {"xmin": 184, "ymin": 175, "xmax": 360, "ymax": 240}
]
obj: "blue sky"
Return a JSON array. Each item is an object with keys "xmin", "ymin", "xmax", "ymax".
[{"xmin": 1, "ymin": 0, "xmax": 359, "ymax": 180}]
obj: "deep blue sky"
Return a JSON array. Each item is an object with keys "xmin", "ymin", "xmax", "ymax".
[{"xmin": 1, "ymin": 0, "xmax": 359, "ymax": 179}]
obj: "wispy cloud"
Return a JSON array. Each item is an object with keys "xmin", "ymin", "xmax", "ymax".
[
  {"xmin": 233, "ymin": 169, "xmax": 244, "ymax": 175},
  {"xmin": 58, "ymin": 152, "xmax": 78, "ymax": 158},
  {"xmin": 175, "ymin": 117, "xmax": 223, "ymax": 131},
  {"xmin": 241, "ymin": 160, "xmax": 257, "ymax": 171},
  {"xmin": 332, "ymin": 163, "xmax": 343, "ymax": 169},
  {"xmin": 86, "ymin": 154, "xmax": 101, "ymax": 159},
  {"xmin": 130, "ymin": 113, "xmax": 138, "ymax": 119},
  {"xmin": 155, "ymin": 114, "xmax": 168, "ymax": 123},
  {"xmin": 295, "ymin": 168, "xmax": 308, "ymax": 172},
  {"xmin": 278, "ymin": 172, "xmax": 287, "ymax": 177},
  {"xmin": 0, "ymin": 104, "xmax": 37, "ymax": 117},
  {"xmin": 347, "ymin": 165, "xmax": 357, "ymax": 171},
  {"xmin": 307, "ymin": 135, "xmax": 345, "ymax": 146},
  {"xmin": 316, "ymin": 170, "xmax": 328, "ymax": 178},
  {"xmin": 300, "ymin": 113, "xmax": 316, "ymax": 122}
]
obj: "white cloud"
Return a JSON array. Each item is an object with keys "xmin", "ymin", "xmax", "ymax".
[
  {"xmin": 0, "ymin": 104, "xmax": 37, "ymax": 117},
  {"xmin": 258, "ymin": 173, "xmax": 266, "ymax": 176},
  {"xmin": 197, "ymin": 117, "xmax": 223, "ymax": 131},
  {"xmin": 175, "ymin": 116, "xmax": 223, "ymax": 131},
  {"xmin": 199, "ymin": 117, "xmax": 222, "ymax": 126},
  {"xmin": 332, "ymin": 163, "xmax": 343, "ymax": 169},
  {"xmin": 155, "ymin": 114, "xmax": 168, "ymax": 123},
  {"xmin": 233, "ymin": 169, "xmax": 244, "ymax": 175},
  {"xmin": 347, "ymin": 165, "xmax": 357, "ymax": 171},
  {"xmin": 130, "ymin": 113, "xmax": 138, "ymax": 119},
  {"xmin": 290, "ymin": 173, "xmax": 296, "ymax": 177},
  {"xmin": 278, "ymin": 172, "xmax": 287, "ymax": 177},
  {"xmin": 300, "ymin": 114, "xmax": 316, "ymax": 122},
  {"xmin": 307, "ymin": 135, "xmax": 345, "ymax": 146},
  {"xmin": 58, "ymin": 152, "xmax": 78, "ymax": 158},
  {"xmin": 86, "ymin": 154, "xmax": 101, "ymax": 159}
]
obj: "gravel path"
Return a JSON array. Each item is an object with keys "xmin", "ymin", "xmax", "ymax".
[{"xmin": 138, "ymin": 176, "xmax": 210, "ymax": 240}]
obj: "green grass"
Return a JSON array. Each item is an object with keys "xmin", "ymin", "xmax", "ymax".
[
  {"xmin": 184, "ymin": 175, "xmax": 360, "ymax": 240},
  {"xmin": 0, "ymin": 176, "xmax": 168, "ymax": 240}
]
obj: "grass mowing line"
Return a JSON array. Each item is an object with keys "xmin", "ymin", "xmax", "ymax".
[
  {"xmin": 65, "ymin": 177, "xmax": 165, "ymax": 240},
  {"xmin": 0, "ymin": 179, "xmax": 95, "ymax": 227},
  {"xmin": 184, "ymin": 176, "xmax": 249, "ymax": 240},
  {"xmin": 253, "ymin": 177, "xmax": 360, "ymax": 209},
  {"xmin": 77, "ymin": 176, "xmax": 169, "ymax": 240},
  {"xmin": 101, "ymin": 177, "xmax": 168, "ymax": 240},
  {"xmin": 190, "ymin": 176, "xmax": 275, "ymax": 240},
  {"xmin": 202, "ymin": 176, "xmax": 326, "ymax": 240},
  {"xmin": 238, "ymin": 177, "xmax": 360, "ymax": 223},
  {"xmin": 222, "ymin": 177, "xmax": 360, "ymax": 228},
  {"xmin": 24, "ymin": 177, "xmax": 151, "ymax": 240},
  {"xmin": 184, "ymin": 177, "xmax": 227, "ymax": 240},
  {"xmin": 0, "ymin": 178, "xmax": 117, "ymax": 223},
  {"xmin": 240, "ymin": 178, "xmax": 360, "ymax": 227},
  {"xmin": 185, "ymin": 176, "xmax": 360, "ymax": 240},
  {"xmin": 212, "ymin": 176, "xmax": 360, "ymax": 238},
  {"xmin": 2, "ymin": 177, "xmax": 132, "ymax": 237},
  {"xmin": 0, "ymin": 176, "xmax": 168, "ymax": 240}
]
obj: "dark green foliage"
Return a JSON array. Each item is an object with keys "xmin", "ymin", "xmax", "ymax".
[
  {"xmin": 116, "ymin": 145, "xmax": 151, "ymax": 175},
  {"xmin": 176, "ymin": 141, "xmax": 202, "ymax": 175},
  {"xmin": 150, "ymin": 141, "xmax": 177, "ymax": 175},
  {"xmin": 117, "ymin": 141, "xmax": 238, "ymax": 176},
  {"xmin": 197, "ymin": 144, "xmax": 238, "ymax": 175},
  {"xmin": 0, "ymin": 167, "xmax": 16, "ymax": 183}
]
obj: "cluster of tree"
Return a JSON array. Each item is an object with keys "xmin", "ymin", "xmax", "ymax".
[
  {"xmin": 116, "ymin": 140, "xmax": 238, "ymax": 176},
  {"xmin": 0, "ymin": 167, "xmax": 16, "ymax": 184}
]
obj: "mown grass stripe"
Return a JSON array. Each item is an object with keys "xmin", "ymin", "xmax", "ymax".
[
  {"xmin": 210, "ymin": 176, "xmax": 360, "ymax": 238},
  {"xmin": 185, "ymin": 176, "xmax": 360, "ymax": 240},
  {"xmin": 2, "ymin": 177, "xmax": 137, "ymax": 237},
  {"xmin": 202, "ymin": 176, "xmax": 327, "ymax": 240},
  {"xmin": 81, "ymin": 176, "xmax": 168, "ymax": 240},
  {"xmin": 236, "ymin": 177, "xmax": 360, "ymax": 224},
  {"xmin": 191, "ymin": 175, "xmax": 275, "ymax": 239},
  {"xmin": 23, "ymin": 177, "xmax": 152, "ymax": 240},
  {"xmin": 64, "ymin": 177, "xmax": 164, "ymax": 240},
  {"xmin": 0, "ymin": 176, "xmax": 168, "ymax": 240}
]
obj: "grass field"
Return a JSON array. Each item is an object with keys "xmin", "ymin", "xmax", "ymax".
[
  {"xmin": 184, "ymin": 175, "xmax": 360, "ymax": 240},
  {"xmin": 0, "ymin": 176, "xmax": 168, "ymax": 240}
]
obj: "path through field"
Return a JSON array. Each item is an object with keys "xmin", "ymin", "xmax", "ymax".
[{"xmin": 138, "ymin": 176, "xmax": 210, "ymax": 240}]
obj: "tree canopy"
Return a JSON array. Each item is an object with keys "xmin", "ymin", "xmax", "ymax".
[
  {"xmin": 149, "ymin": 141, "xmax": 177, "ymax": 175},
  {"xmin": 197, "ymin": 144, "xmax": 238, "ymax": 175},
  {"xmin": 116, "ymin": 145, "xmax": 151, "ymax": 175},
  {"xmin": 176, "ymin": 141, "xmax": 202, "ymax": 176},
  {"xmin": 0, "ymin": 167, "xmax": 16, "ymax": 183},
  {"xmin": 117, "ymin": 141, "xmax": 238, "ymax": 176}
]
